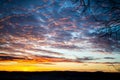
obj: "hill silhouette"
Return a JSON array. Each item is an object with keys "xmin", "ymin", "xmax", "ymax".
[{"xmin": 0, "ymin": 71, "xmax": 119, "ymax": 80}]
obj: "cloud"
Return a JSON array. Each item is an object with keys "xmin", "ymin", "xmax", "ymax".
[
  {"xmin": 75, "ymin": 57, "xmax": 100, "ymax": 62},
  {"xmin": 51, "ymin": 44, "xmax": 80, "ymax": 50},
  {"xmin": 104, "ymin": 57, "xmax": 115, "ymax": 59},
  {"xmin": 0, "ymin": 0, "xmax": 120, "ymax": 65},
  {"xmin": 0, "ymin": 53, "xmax": 25, "ymax": 60},
  {"xmin": 0, "ymin": 53, "xmax": 76, "ymax": 63},
  {"xmin": 28, "ymin": 55, "xmax": 78, "ymax": 63},
  {"xmin": 28, "ymin": 48, "xmax": 63, "ymax": 56}
]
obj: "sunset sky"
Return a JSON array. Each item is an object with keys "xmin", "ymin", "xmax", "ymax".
[{"xmin": 0, "ymin": 0, "xmax": 120, "ymax": 72}]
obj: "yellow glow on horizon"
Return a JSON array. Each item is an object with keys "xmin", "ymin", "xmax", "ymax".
[{"xmin": 0, "ymin": 61, "xmax": 119, "ymax": 72}]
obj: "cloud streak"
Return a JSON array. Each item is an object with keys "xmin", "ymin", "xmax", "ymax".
[{"xmin": 0, "ymin": 0, "xmax": 120, "ymax": 72}]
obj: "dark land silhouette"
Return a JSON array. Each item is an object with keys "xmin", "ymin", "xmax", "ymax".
[{"xmin": 0, "ymin": 71, "xmax": 119, "ymax": 80}]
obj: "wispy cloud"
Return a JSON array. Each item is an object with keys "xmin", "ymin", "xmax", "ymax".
[{"xmin": 0, "ymin": 0, "xmax": 120, "ymax": 72}]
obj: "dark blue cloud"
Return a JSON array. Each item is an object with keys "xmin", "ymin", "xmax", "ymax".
[{"xmin": 0, "ymin": 0, "xmax": 120, "ymax": 62}]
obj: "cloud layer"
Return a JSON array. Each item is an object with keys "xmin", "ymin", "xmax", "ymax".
[{"xmin": 0, "ymin": 0, "xmax": 120, "ymax": 65}]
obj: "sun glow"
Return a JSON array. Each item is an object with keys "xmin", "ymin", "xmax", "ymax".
[
  {"xmin": 0, "ymin": 0, "xmax": 120, "ymax": 73},
  {"xmin": 0, "ymin": 61, "xmax": 119, "ymax": 72}
]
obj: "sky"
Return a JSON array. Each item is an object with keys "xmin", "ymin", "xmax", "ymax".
[{"xmin": 0, "ymin": 0, "xmax": 120, "ymax": 72}]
